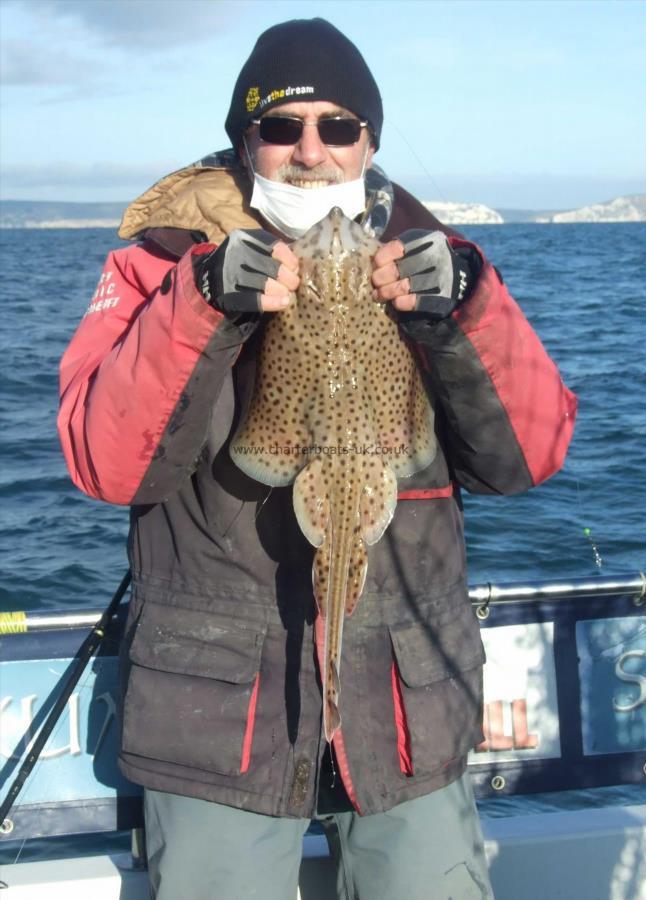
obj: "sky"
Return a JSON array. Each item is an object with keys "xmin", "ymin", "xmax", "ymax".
[{"xmin": 1, "ymin": 0, "xmax": 645, "ymax": 210}]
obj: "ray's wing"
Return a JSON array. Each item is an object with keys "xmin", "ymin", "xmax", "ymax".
[
  {"xmin": 230, "ymin": 315, "xmax": 314, "ymax": 486},
  {"xmin": 363, "ymin": 315, "xmax": 436, "ymax": 478}
]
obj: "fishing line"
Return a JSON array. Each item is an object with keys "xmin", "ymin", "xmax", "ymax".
[
  {"xmin": 254, "ymin": 487, "xmax": 274, "ymax": 524},
  {"xmin": 220, "ymin": 487, "xmax": 274, "ymax": 537},
  {"xmin": 574, "ymin": 470, "xmax": 605, "ymax": 572},
  {"xmin": 583, "ymin": 527, "xmax": 604, "ymax": 570},
  {"xmin": 9, "ymin": 835, "xmax": 27, "ymax": 868},
  {"xmin": 329, "ymin": 746, "xmax": 337, "ymax": 789},
  {"xmin": 391, "ymin": 120, "xmax": 448, "ymax": 203},
  {"xmin": 395, "ymin": 113, "xmax": 612, "ymax": 575},
  {"xmin": 392, "ymin": 121, "xmax": 613, "ymax": 575}
]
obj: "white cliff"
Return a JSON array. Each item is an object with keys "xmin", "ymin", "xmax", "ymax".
[
  {"xmin": 546, "ymin": 194, "xmax": 646, "ymax": 223},
  {"xmin": 422, "ymin": 201, "xmax": 504, "ymax": 225}
]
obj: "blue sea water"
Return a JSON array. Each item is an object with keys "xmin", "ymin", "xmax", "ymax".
[{"xmin": 0, "ymin": 223, "xmax": 645, "ymax": 613}]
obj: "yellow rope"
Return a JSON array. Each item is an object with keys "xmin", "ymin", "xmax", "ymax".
[{"xmin": 0, "ymin": 611, "xmax": 27, "ymax": 634}]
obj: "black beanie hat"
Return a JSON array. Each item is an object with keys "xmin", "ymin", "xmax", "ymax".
[{"xmin": 225, "ymin": 19, "xmax": 383, "ymax": 150}]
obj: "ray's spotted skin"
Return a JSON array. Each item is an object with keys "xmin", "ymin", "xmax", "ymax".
[{"xmin": 230, "ymin": 208, "xmax": 436, "ymax": 742}]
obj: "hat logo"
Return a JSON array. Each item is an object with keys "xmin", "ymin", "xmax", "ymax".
[{"xmin": 245, "ymin": 87, "xmax": 260, "ymax": 112}]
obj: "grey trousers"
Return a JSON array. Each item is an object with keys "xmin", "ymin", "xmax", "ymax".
[{"xmin": 144, "ymin": 774, "xmax": 494, "ymax": 900}]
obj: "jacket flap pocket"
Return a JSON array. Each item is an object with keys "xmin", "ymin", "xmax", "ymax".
[
  {"xmin": 129, "ymin": 601, "xmax": 266, "ymax": 683},
  {"xmin": 389, "ymin": 608, "xmax": 485, "ymax": 687}
]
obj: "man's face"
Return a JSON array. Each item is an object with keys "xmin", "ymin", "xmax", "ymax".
[{"xmin": 242, "ymin": 100, "xmax": 375, "ymax": 186}]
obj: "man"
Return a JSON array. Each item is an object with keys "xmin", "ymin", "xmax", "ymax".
[{"xmin": 58, "ymin": 18, "xmax": 576, "ymax": 900}]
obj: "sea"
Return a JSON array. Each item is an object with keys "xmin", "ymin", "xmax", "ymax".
[{"xmin": 0, "ymin": 223, "xmax": 645, "ymax": 614}]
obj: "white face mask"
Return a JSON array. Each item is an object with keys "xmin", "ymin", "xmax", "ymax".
[{"xmin": 245, "ymin": 142, "xmax": 369, "ymax": 239}]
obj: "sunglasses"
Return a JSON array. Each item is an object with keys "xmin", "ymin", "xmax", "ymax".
[{"xmin": 250, "ymin": 115, "xmax": 368, "ymax": 147}]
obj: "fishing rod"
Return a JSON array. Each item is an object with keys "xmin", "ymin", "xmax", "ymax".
[{"xmin": 0, "ymin": 569, "xmax": 132, "ymax": 831}]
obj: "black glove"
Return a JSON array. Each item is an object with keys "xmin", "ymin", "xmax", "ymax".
[
  {"xmin": 394, "ymin": 230, "xmax": 482, "ymax": 323},
  {"xmin": 192, "ymin": 228, "xmax": 281, "ymax": 317}
]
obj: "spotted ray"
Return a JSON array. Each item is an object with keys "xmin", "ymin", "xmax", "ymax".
[{"xmin": 230, "ymin": 208, "xmax": 436, "ymax": 742}]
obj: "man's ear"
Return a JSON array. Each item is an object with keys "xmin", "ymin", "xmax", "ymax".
[{"xmin": 366, "ymin": 143, "xmax": 376, "ymax": 170}]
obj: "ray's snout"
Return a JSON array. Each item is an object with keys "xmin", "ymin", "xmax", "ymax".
[{"xmin": 300, "ymin": 209, "xmax": 376, "ymax": 259}]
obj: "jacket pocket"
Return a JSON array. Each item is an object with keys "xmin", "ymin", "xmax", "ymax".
[
  {"xmin": 122, "ymin": 601, "xmax": 266, "ymax": 777},
  {"xmin": 389, "ymin": 599, "xmax": 485, "ymax": 776}
]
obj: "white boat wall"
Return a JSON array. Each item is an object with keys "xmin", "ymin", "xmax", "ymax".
[{"xmin": 1, "ymin": 575, "xmax": 645, "ymax": 899}]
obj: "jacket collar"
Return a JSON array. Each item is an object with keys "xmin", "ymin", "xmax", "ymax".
[{"xmin": 119, "ymin": 148, "xmax": 395, "ymax": 246}]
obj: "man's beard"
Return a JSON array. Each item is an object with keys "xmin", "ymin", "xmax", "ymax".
[{"xmin": 274, "ymin": 165, "xmax": 344, "ymax": 188}]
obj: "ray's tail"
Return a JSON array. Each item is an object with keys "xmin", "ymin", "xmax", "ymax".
[{"xmin": 313, "ymin": 481, "xmax": 367, "ymax": 743}]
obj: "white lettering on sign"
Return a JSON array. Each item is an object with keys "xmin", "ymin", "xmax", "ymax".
[
  {"xmin": 84, "ymin": 270, "xmax": 120, "ymax": 317},
  {"xmin": 93, "ymin": 691, "xmax": 116, "ymax": 754},
  {"xmin": 1, "ymin": 694, "xmax": 36, "ymax": 758},
  {"xmin": 470, "ymin": 622, "xmax": 561, "ymax": 764},
  {"xmin": 475, "ymin": 698, "xmax": 540, "ymax": 752},
  {"xmin": 614, "ymin": 650, "xmax": 646, "ymax": 712},
  {"xmin": 0, "ymin": 693, "xmax": 81, "ymax": 759},
  {"xmin": 577, "ymin": 617, "xmax": 646, "ymax": 755}
]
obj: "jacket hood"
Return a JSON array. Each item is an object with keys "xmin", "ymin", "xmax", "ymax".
[{"xmin": 119, "ymin": 151, "xmax": 262, "ymax": 244}]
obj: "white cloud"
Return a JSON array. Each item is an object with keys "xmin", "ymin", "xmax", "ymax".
[
  {"xmin": 1, "ymin": 0, "xmax": 235, "ymax": 98},
  {"xmin": 0, "ymin": 39, "xmax": 102, "ymax": 87},
  {"xmin": 25, "ymin": 0, "xmax": 232, "ymax": 49}
]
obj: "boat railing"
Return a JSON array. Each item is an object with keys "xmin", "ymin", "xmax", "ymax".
[{"xmin": 2, "ymin": 573, "xmax": 644, "ymax": 633}]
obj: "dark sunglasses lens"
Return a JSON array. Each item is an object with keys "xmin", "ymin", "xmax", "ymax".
[
  {"xmin": 258, "ymin": 117, "xmax": 363, "ymax": 146},
  {"xmin": 318, "ymin": 119, "xmax": 362, "ymax": 146},
  {"xmin": 258, "ymin": 117, "xmax": 303, "ymax": 145}
]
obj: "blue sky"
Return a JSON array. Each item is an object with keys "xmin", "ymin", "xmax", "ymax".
[{"xmin": 1, "ymin": 0, "xmax": 644, "ymax": 209}]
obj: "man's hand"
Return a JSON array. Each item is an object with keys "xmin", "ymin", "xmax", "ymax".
[
  {"xmin": 193, "ymin": 229, "xmax": 299, "ymax": 315},
  {"xmin": 372, "ymin": 230, "xmax": 475, "ymax": 321}
]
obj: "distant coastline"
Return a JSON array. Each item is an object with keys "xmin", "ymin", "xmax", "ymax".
[
  {"xmin": 425, "ymin": 193, "xmax": 646, "ymax": 224},
  {"xmin": 0, "ymin": 200, "xmax": 125, "ymax": 230},
  {"xmin": 1, "ymin": 193, "xmax": 644, "ymax": 228}
]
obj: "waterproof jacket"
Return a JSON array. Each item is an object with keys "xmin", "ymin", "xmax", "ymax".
[{"xmin": 58, "ymin": 160, "xmax": 577, "ymax": 817}]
